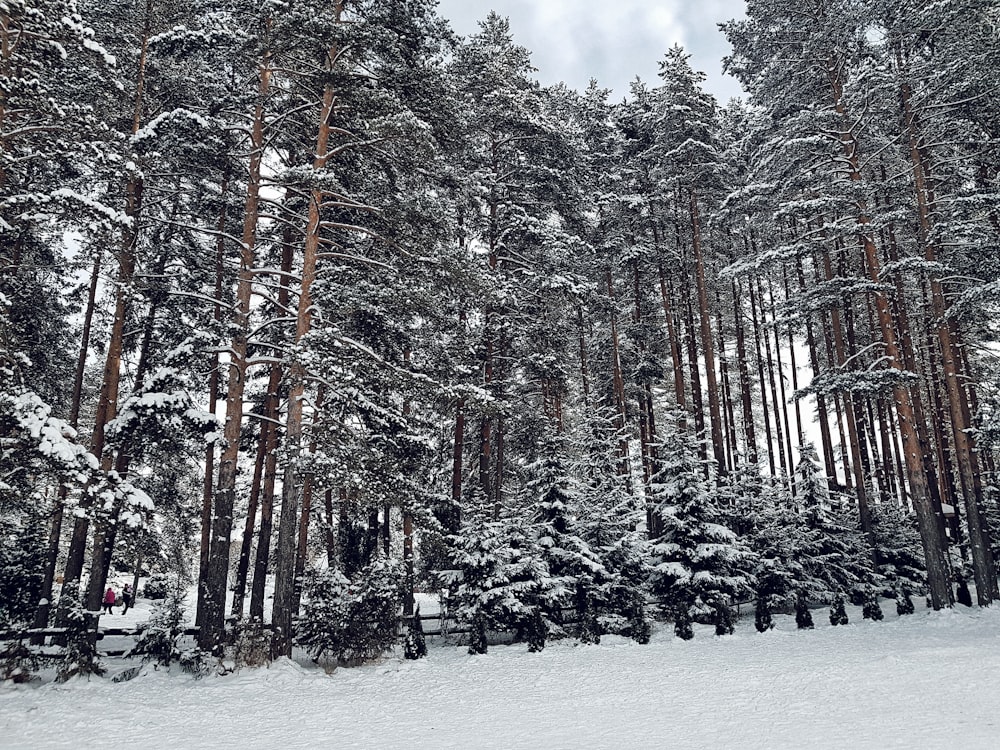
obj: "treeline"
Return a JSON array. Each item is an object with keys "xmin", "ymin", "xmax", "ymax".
[{"xmin": 2, "ymin": 0, "xmax": 1000, "ymax": 668}]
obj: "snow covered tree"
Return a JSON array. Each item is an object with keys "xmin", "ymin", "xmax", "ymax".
[
  {"xmin": 296, "ymin": 559, "xmax": 405, "ymax": 665},
  {"xmin": 648, "ymin": 431, "xmax": 751, "ymax": 639}
]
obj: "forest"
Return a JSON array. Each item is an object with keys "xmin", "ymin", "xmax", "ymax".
[{"xmin": 2, "ymin": 0, "xmax": 1000, "ymax": 680}]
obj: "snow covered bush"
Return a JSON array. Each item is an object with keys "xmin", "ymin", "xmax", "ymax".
[
  {"xmin": 143, "ymin": 574, "xmax": 171, "ymax": 600},
  {"xmin": 233, "ymin": 617, "xmax": 271, "ymax": 669},
  {"xmin": 862, "ymin": 589, "xmax": 884, "ymax": 621},
  {"xmin": 296, "ymin": 559, "xmax": 404, "ymax": 665},
  {"xmin": 55, "ymin": 595, "xmax": 104, "ymax": 683},
  {"xmin": 795, "ymin": 589, "xmax": 814, "ymax": 629},
  {"xmin": 829, "ymin": 592, "xmax": 849, "ymax": 626},
  {"xmin": 1, "ymin": 639, "xmax": 42, "ymax": 684},
  {"xmin": 128, "ymin": 587, "xmax": 207, "ymax": 676},
  {"xmin": 402, "ymin": 607, "xmax": 427, "ymax": 661}
]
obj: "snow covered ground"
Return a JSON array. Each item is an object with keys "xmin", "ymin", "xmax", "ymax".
[{"xmin": 3, "ymin": 601, "xmax": 1000, "ymax": 749}]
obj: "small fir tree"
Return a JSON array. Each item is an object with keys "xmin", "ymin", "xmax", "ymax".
[
  {"xmin": 795, "ymin": 589, "xmax": 814, "ymax": 630},
  {"xmin": 829, "ymin": 592, "xmax": 849, "ymax": 626},
  {"xmin": 403, "ymin": 606, "xmax": 428, "ymax": 661},
  {"xmin": 862, "ymin": 589, "xmax": 885, "ymax": 621}
]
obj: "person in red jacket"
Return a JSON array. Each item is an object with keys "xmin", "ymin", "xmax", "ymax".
[{"xmin": 103, "ymin": 586, "xmax": 116, "ymax": 615}]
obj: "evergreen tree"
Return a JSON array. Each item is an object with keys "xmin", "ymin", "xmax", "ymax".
[{"xmin": 649, "ymin": 431, "xmax": 751, "ymax": 639}]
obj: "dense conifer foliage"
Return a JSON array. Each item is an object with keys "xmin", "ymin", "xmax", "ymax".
[{"xmin": 2, "ymin": 0, "xmax": 999, "ymax": 673}]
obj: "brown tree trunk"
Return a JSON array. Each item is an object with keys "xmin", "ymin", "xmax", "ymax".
[
  {"xmin": 607, "ymin": 268, "xmax": 632, "ymax": 480},
  {"xmin": 899, "ymin": 72, "xmax": 998, "ymax": 602},
  {"xmin": 658, "ymin": 262, "xmax": 687, "ymax": 424},
  {"xmin": 232, "ymin": 230, "xmax": 292, "ymax": 618},
  {"xmin": 58, "ymin": 2, "xmax": 152, "ymax": 610},
  {"xmin": 766, "ymin": 277, "xmax": 796, "ymax": 487},
  {"xmin": 33, "ymin": 249, "xmax": 101, "ymax": 634},
  {"xmin": 199, "ymin": 174, "xmax": 229, "ymax": 624},
  {"xmin": 271, "ymin": 20, "xmax": 342, "ymax": 658},
  {"xmin": 684, "ymin": 286, "xmax": 709, "ymax": 468},
  {"xmin": 751, "ymin": 278, "xmax": 785, "ymax": 478},
  {"xmin": 452, "ymin": 397, "xmax": 465, "ymax": 528},
  {"xmin": 199, "ymin": 41, "xmax": 273, "ymax": 652},
  {"xmin": 797, "ymin": 259, "xmax": 838, "ymax": 488}
]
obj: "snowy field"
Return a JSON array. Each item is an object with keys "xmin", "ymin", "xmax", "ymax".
[{"xmin": 3, "ymin": 602, "xmax": 1000, "ymax": 750}]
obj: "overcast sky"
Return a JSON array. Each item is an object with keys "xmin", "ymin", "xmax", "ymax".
[{"xmin": 435, "ymin": 0, "xmax": 747, "ymax": 103}]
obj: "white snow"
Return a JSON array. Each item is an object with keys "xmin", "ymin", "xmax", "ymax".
[{"xmin": 4, "ymin": 602, "xmax": 1000, "ymax": 749}]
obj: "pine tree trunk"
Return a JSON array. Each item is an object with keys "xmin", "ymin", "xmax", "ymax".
[
  {"xmin": 752, "ymin": 277, "xmax": 786, "ymax": 478},
  {"xmin": 684, "ymin": 286, "xmax": 709, "ymax": 467},
  {"xmin": 731, "ymin": 279, "xmax": 758, "ymax": 466},
  {"xmin": 32, "ymin": 249, "xmax": 101, "ymax": 635},
  {"xmin": 782, "ymin": 268, "xmax": 805, "ymax": 450},
  {"xmin": 689, "ymin": 189, "xmax": 725, "ymax": 475},
  {"xmin": 766, "ymin": 277, "xmax": 796, "ymax": 486},
  {"xmin": 825, "ymin": 56, "xmax": 951, "ymax": 607},
  {"xmin": 819, "ymin": 247, "xmax": 872, "ymax": 526},
  {"xmin": 58, "ymin": 0, "xmax": 152, "ymax": 608},
  {"xmin": 200, "ymin": 174, "xmax": 229, "ymax": 624},
  {"xmin": 271, "ymin": 21, "xmax": 342, "ymax": 657},
  {"xmin": 797, "ymin": 259, "xmax": 838, "ymax": 487},
  {"xmin": 899, "ymin": 74, "xmax": 998, "ymax": 602},
  {"xmin": 199, "ymin": 41, "xmax": 272, "ymax": 652},
  {"xmin": 716, "ymin": 297, "xmax": 738, "ymax": 473},
  {"xmin": 607, "ymin": 268, "xmax": 632, "ymax": 479},
  {"xmin": 658, "ymin": 261, "xmax": 687, "ymax": 424},
  {"xmin": 576, "ymin": 305, "xmax": 591, "ymax": 406},
  {"xmin": 232, "ymin": 231, "xmax": 291, "ymax": 618},
  {"xmin": 452, "ymin": 397, "xmax": 465, "ymax": 529}
]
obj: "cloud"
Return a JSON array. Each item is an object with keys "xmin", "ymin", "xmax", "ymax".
[{"xmin": 435, "ymin": 0, "xmax": 745, "ymax": 100}]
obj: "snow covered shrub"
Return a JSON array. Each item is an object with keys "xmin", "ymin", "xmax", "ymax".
[
  {"xmin": 895, "ymin": 585, "xmax": 915, "ymax": 616},
  {"xmin": 233, "ymin": 617, "xmax": 271, "ymax": 668},
  {"xmin": 591, "ymin": 537, "xmax": 652, "ymax": 644},
  {"xmin": 829, "ymin": 593, "xmax": 849, "ymax": 626},
  {"xmin": 402, "ymin": 607, "xmax": 427, "ymax": 661},
  {"xmin": 55, "ymin": 595, "xmax": 104, "ymax": 682},
  {"xmin": 1, "ymin": 639, "xmax": 41, "ymax": 683},
  {"xmin": 526, "ymin": 607, "xmax": 546, "ymax": 653},
  {"xmin": 795, "ymin": 590, "xmax": 814, "ymax": 629},
  {"xmin": 574, "ymin": 575, "xmax": 601, "ymax": 645},
  {"xmin": 714, "ymin": 603, "xmax": 736, "ymax": 636},
  {"xmin": 128, "ymin": 588, "xmax": 187, "ymax": 668},
  {"xmin": 672, "ymin": 602, "xmax": 694, "ymax": 641},
  {"xmin": 468, "ymin": 615, "xmax": 488, "ymax": 656},
  {"xmin": 862, "ymin": 589, "xmax": 884, "ymax": 621},
  {"xmin": 143, "ymin": 574, "xmax": 171, "ymax": 600},
  {"xmin": 296, "ymin": 559, "xmax": 404, "ymax": 665},
  {"xmin": 754, "ymin": 594, "xmax": 773, "ymax": 633}
]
